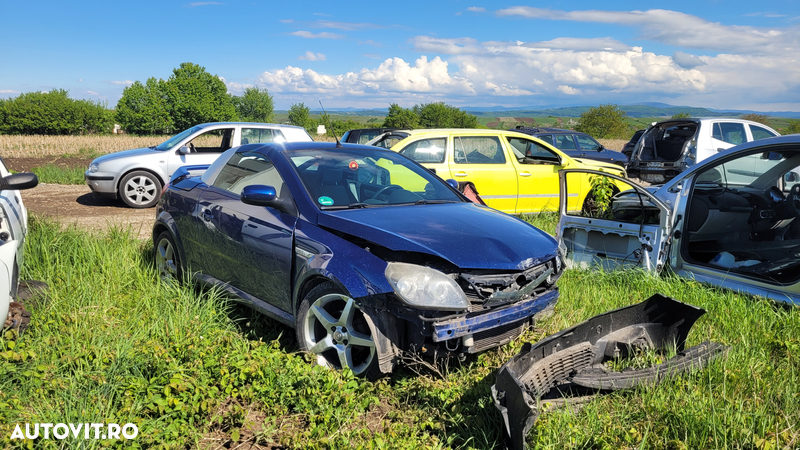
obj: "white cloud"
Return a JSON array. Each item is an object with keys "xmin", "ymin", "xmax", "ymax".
[
  {"xmin": 360, "ymin": 40, "xmax": 382, "ymax": 47},
  {"xmin": 87, "ymin": 90, "xmax": 99, "ymax": 96},
  {"xmin": 557, "ymin": 85, "xmax": 581, "ymax": 95},
  {"xmin": 110, "ymin": 80, "xmax": 134, "ymax": 86},
  {"xmin": 467, "ymin": 7, "xmax": 485, "ymax": 12},
  {"xmin": 411, "ymin": 36, "xmax": 483, "ymax": 55},
  {"xmin": 0, "ymin": 90, "xmax": 19, "ymax": 94},
  {"xmin": 78, "ymin": 78, "xmax": 83, "ymax": 83},
  {"xmin": 299, "ymin": 51, "xmax": 326, "ymax": 61},
  {"xmin": 672, "ymin": 51, "xmax": 707, "ymax": 69},
  {"xmin": 495, "ymin": 7, "xmax": 796, "ymax": 54},
  {"xmin": 257, "ymin": 56, "xmax": 473, "ymax": 98},
  {"xmin": 291, "ymin": 30, "xmax": 345, "ymax": 39},
  {"xmin": 313, "ymin": 20, "xmax": 382, "ymax": 31},
  {"xmin": 520, "ymin": 37, "xmax": 631, "ymax": 52},
  {"xmin": 363, "ymin": 53, "xmax": 381, "ymax": 59}
]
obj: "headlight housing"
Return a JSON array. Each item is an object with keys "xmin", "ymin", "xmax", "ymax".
[
  {"xmin": 89, "ymin": 162, "xmax": 99, "ymax": 173},
  {"xmin": 385, "ymin": 262, "xmax": 469, "ymax": 311}
]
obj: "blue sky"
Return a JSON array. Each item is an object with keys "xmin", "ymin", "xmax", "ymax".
[{"xmin": 2, "ymin": 1, "xmax": 799, "ymax": 111}]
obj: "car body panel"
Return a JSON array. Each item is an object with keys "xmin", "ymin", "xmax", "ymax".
[
  {"xmin": 85, "ymin": 122, "xmax": 313, "ymax": 200},
  {"xmin": 0, "ymin": 158, "xmax": 38, "ymax": 325},
  {"xmin": 559, "ymin": 135, "xmax": 800, "ymax": 305},
  {"xmin": 374, "ymin": 129, "xmax": 627, "ymax": 215}
]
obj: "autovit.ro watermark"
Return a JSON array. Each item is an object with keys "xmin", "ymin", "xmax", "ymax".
[{"xmin": 10, "ymin": 423, "xmax": 138, "ymax": 440}]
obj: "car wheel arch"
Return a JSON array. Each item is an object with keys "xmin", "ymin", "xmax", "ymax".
[
  {"xmin": 116, "ymin": 167, "xmax": 166, "ymax": 195},
  {"xmin": 152, "ymin": 216, "xmax": 188, "ymax": 277}
]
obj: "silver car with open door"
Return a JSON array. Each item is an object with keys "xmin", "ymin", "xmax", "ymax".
[{"xmin": 557, "ymin": 134, "xmax": 800, "ymax": 305}]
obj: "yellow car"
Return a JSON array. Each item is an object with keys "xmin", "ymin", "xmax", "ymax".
[{"xmin": 370, "ymin": 129, "xmax": 628, "ymax": 215}]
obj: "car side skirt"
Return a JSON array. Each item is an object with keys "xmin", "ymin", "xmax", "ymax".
[{"xmin": 194, "ymin": 273, "xmax": 295, "ymax": 327}]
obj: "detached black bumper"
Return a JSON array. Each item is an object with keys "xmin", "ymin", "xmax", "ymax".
[{"xmin": 491, "ymin": 294, "xmax": 728, "ymax": 450}]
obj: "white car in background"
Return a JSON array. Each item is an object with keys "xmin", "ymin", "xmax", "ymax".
[
  {"xmin": 0, "ymin": 158, "xmax": 38, "ymax": 333},
  {"xmin": 627, "ymin": 118, "xmax": 780, "ymax": 184},
  {"xmin": 85, "ymin": 122, "xmax": 313, "ymax": 208}
]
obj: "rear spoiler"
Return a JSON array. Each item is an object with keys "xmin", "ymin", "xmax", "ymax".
[{"xmin": 491, "ymin": 294, "xmax": 728, "ymax": 450}]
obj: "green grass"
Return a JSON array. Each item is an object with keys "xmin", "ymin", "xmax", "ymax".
[
  {"xmin": 30, "ymin": 164, "xmax": 86, "ymax": 185},
  {"xmin": 1, "ymin": 215, "xmax": 799, "ymax": 449}
]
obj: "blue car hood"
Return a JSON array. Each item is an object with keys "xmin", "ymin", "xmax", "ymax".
[{"xmin": 316, "ymin": 203, "xmax": 557, "ymax": 271}]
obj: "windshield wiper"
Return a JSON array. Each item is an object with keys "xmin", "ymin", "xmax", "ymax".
[{"xmin": 414, "ymin": 199, "xmax": 458, "ymax": 205}]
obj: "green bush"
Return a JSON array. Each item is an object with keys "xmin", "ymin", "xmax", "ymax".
[
  {"xmin": 115, "ymin": 78, "xmax": 174, "ymax": 135},
  {"xmin": 0, "ymin": 89, "xmax": 113, "ymax": 135},
  {"xmin": 232, "ymin": 87, "xmax": 274, "ymax": 123},
  {"xmin": 576, "ymin": 103, "xmax": 629, "ymax": 139},
  {"xmin": 382, "ymin": 102, "xmax": 478, "ymax": 129}
]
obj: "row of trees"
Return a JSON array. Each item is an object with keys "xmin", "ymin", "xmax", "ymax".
[
  {"xmin": 285, "ymin": 101, "xmax": 480, "ymax": 136},
  {"xmin": 0, "ymin": 89, "xmax": 112, "ymax": 135},
  {"xmin": 0, "ymin": 63, "xmax": 276, "ymax": 136},
  {"xmin": 116, "ymin": 62, "xmax": 274, "ymax": 135}
]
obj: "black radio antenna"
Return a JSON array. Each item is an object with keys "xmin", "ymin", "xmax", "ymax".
[{"xmin": 319, "ymin": 101, "xmax": 342, "ymax": 147}]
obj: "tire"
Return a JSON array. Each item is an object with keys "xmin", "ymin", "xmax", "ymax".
[
  {"xmin": 119, "ymin": 170, "xmax": 162, "ymax": 208},
  {"xmin": 154, "ymin": 231, "xmax": 182, "ymax": 284},
  {"xmin": 296, "ymin": 282, "xmax": 379, "ymax": 378}
]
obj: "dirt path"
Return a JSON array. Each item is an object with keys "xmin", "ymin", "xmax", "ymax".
[{"xmin": 22, "ymin": 184, "xmax": 155, "ymax": 240}]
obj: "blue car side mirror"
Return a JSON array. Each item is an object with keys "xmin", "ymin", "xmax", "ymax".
[
  {"xmin": 241, "ymin": 185, "xmax": 296, "ymax": 215},
  {"xmin": 445, "ymin": 179, "xmax": 459, "ymax": 190},
  {"xmin": 241, "ymin": 184, "xmax": 277, "ymax": 204}
]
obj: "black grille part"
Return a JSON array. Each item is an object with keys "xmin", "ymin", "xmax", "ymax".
[{"xmin": 469, "ymin": 319, "xmax": 527, "ymax": 354}]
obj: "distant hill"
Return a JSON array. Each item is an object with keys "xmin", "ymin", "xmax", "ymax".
[{"xmin": 286, "ymin": 104, "xmax": 800, "ymax": 119}]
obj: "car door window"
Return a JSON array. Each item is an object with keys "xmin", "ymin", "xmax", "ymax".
[
  {"xmin": 712, "ymin": 122, "xmax": 746, "ymax": 145},
  {"xmin": 187, "ymin": 128, "xmax": 235, "ymax": 153},
  {"xmin": 453, "ymin": 136, "xmax": 505, "ymax": 164},
  {"xmin": 553, "ymin": 135, "xmax": 577, "ymax": 150},
  {"xmin": 576, "ymin": 135, "xmax": 601, "ymax": 151},
  {"xmin": 399, "ymin": 138, "xmax": 446, "ymax": 163},
  {"xmin": 212, "ymin": 151, "xmax": 290, "ymax": 199},
  {"xmin": 537, "ymin": 135, "xmax": 554, "ymax": 146},
  {"xmin": 750, "ymin": 125, "xmax": 778, "ymax": 141},
  {"xmin": 242, "ymin": 128, "xmax": 286, "ymax": 145},
  {"xmin": 507, "ymin": 138, "xmax": 560, "ymax": 164}
]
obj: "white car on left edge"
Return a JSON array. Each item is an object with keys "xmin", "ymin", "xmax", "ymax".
[
  {"xmin": 85, "ymin": 122, "xmax": 314, "ymax": 208},
  {"xmin": 0, "ymin": 157, "xmax": 38, "ymax": 334}
]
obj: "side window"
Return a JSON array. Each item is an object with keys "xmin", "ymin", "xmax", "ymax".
[
  {"xmin": 507, "ymin": 138, "xmax": 560, "ymax": 164},
  {"xmin": 187, "ymin": 128, "xmax": 235, "ymax": 153},
  {"xmin": 553, "ymin": 135, "xmax": 577, "ymax": 150},
  {"xmin": 242, "ymin": 128, "xmax": 286, "ymax": 145},
  {"xmin": 212, "ymin": 151, "xmax": 289, "ymax": 199},
  {"xmin": 537, "ymin": 135, "xmax": 554, "ymax": 145},
  {"xmin": 399, "ymin": 138, "xmax": 446, "ymax": 163},
  {"xmin": 576, "ymin": 135, "xmax": 601, "ymax": 151},
  {"xmin": 453, "ymin": 136, "xmax": 506, "ymax": 164},
  {"xmin": 712, "ymin": 122, "xmax": 746, "ymax": 145},
  {"xmin": 750, "ymin": 125, "xmax": 778, "ymax": 141}
]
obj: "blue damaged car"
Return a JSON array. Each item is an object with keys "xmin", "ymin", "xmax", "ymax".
[{"xmin": 153, "ymin": 142, "xmax": 562, "ymax": 378}]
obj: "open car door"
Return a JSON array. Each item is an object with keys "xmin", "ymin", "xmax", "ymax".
[{"xmin": 557, "ymin": 169, "xmax": 673, "ymax": 272}]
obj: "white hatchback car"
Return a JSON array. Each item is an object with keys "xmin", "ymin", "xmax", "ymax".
[
  {"xmin": 85, "ymin": 122, "xmax": 313, "ymax": 208},
  {"xmin": 0, "ymin": 158, "xmax": 38, "ymax": 333},
  {"xmin": 627, "ymin": 118, "xmax": 780, "ymax": 184}
]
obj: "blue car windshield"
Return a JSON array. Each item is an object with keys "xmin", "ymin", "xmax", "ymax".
[
  {"xmin": 286, "ymin": 148, "xmax": 463, "ymax": 209},
  {"xmin": 155, "ymin": 126, "xmax": 202, "ymax": 151}
]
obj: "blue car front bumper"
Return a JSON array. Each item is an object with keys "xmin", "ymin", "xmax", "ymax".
[{"xmin": 431, "ymin": 289, "xmax": 558, "ymax": 342}]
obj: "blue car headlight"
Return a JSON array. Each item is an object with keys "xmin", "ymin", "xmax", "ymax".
[{"xmin": 385, "ymin": 262, "xmax": 469, "ymax": 311}]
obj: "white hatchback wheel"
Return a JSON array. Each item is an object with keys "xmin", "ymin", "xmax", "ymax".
[{"xmin": 120, "ymin": 171, "xmax": 161, "ymax": 208}]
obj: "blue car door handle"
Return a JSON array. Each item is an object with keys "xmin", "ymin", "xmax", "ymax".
[{"xmin": 201, "ymin": 208, "xmax": 213, "ymax": 221}]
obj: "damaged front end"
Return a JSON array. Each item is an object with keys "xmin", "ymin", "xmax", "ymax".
[
  {"xmin": 385, "ymin": 256, "xmax": 563, "ymax": 359},
  {"xmin": 491, "ymin": 294, "xmax": 728, "ymax": 450}
]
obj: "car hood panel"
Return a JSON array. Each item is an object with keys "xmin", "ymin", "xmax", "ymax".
[
  {"xmin": 93, "ymin": 147, "xmax": 161, "ymax": 165},
  {"xmin": 317, "ymin": 203, "xmax": 557, "ymax": 270}
]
